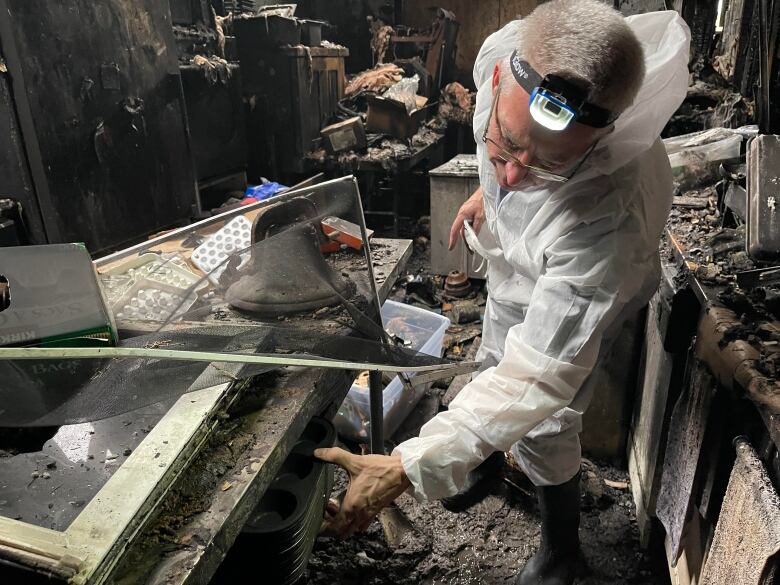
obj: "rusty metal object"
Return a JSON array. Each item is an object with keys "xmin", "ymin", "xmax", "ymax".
[
  {"xmin": 444, "ymin": 270, "xmax": 471, "ymax": 298},
  {"xmin": 450, "ymin": 300, "xmax": 480, "ymax": 324},
  {"xmin": 695, "ymin": 305, "xmax": 780, "ymax": 412},
  {"xmin": 700, "ymin": 438, "xmax": 780, "ymax": 585}
]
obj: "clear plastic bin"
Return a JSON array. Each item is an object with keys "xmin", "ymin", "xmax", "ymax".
[
  {"xmin": 334, "ymin": 300, "xmax": 450, "ymax": 442},
  {"xmin": 663, "ymin": 128, "xmax": 743, "ymax": 191}
]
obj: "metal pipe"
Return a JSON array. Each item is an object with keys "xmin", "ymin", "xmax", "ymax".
[{"xmin": 369, "ymin": 370, "xmax": 384, "ymax": 454}]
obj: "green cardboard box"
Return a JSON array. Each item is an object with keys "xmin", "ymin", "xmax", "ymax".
[{"xmin": 0, "ymin": 244, "xmax": 117, "ymax": 348}]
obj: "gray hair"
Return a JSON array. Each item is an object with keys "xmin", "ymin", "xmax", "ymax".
[{"xmin": 503, "ymin": 0, "xmax": 645, "ymax": 115}]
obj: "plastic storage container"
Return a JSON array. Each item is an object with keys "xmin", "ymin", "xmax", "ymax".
[
  {"xmin": 334, "ymin": 300, "xmax": 450, "ymax": 442},
  {"xmin": 663, "ymin": 128, "xmax": 743, "ymax": 191}
]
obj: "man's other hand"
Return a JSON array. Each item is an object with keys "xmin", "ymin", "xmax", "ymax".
[
  {"xmin": 315, "ymin": 447, "xmax": 411, "ymax": 539},
  {"xmin": 448, "ymin": 187, "xmax": 485, "ymax": 250}
]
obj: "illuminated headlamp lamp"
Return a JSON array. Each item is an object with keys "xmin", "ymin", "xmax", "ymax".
[{"xmin": 509, "ymin": 50, "xmax": 616, "ymax": 131}]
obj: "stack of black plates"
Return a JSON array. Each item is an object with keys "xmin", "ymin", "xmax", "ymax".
[{"xmin": 212, "ymin": 417, "xmax": 335, "ymax": 584}]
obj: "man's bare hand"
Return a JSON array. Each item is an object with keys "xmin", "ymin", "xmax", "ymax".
[
  {"xmin": 448, "ymin": 187, "xmax": 485, "ymax": 250},
  {"xmin": 315, "ymin": 447, "xmax": 411, "ymax": 539}
]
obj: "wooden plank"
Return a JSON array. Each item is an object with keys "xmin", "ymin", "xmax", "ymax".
[
  {"xmin": 656, "ymin": 360, "xmax": 716, "ymax": 564},
  {"xmin": 665, "ymin": 521, "xmax": 705, "ymax": 585},
  {"xmin": 673, "ymin": 195, "xmax": 710, "ymax": 209},
  {"xmin": 713, "ymin": 0, "xmax": 754, "ymax": 84},
  {"xmin": 373, "ymin": 239, "xmax": 413, "ymax": 300},
  {"xmin": 628, "ymin": 290, "xmax": 677, "ymax": 547}
]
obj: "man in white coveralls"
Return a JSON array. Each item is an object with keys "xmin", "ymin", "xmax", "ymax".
[{"xmin": 316, "ymin": 1, "xmax": 691, "ymax": 582}]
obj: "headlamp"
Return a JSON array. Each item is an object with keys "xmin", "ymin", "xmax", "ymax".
[{"xmin": 509, "ymin": 50, "xmax": 615, "ymax": 131}]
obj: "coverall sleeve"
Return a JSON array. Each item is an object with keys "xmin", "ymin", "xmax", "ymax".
[{"xmin": 393, "ymin": 214, "xmax": 637, "ymax": 501}]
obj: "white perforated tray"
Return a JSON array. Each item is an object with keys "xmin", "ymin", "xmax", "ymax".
[
  {"xmin": 190, "ymin": 216, "xmax": 253, "ymax": 284},
  {"xmin": 112, "ymin": 279, "xmax": 198, "ymax": 323},
  {"xmin": 106, "ymin": 253, "xmax": 206, "ymax": 289}
]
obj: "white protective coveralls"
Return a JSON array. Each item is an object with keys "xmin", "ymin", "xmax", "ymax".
[{"xmin": 393, "ymin": 11, "xmax": 691, "ymax": 500}]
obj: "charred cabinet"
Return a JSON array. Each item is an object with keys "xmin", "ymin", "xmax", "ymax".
[
  {"xmin": 236, "ymin": 39, "xmax": 347, "ymax": 180},
  {"xmin": 0, "ymin": 0, "xmax": 198, "ymax": 254},
  {"xmin": 180, "ymin": 64, "xmax": 247, "ymax": 184}
]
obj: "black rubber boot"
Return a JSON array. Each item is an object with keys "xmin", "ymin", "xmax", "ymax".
[
  {"xmin": 441, "ymin": 451, "xmax": 505, "ymax": 512},
  {"xmin": 515, "ymin": 471, "xmax": 581, "ymax": 585}
]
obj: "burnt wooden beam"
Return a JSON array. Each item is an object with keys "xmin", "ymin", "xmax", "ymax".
[
  {"xmin": 713, "ymin": 0, "xmax": 757, "ymax": 86},
  {"xmin": 679, "ymin": 0, "xmax": 719, "ymax": 62}
]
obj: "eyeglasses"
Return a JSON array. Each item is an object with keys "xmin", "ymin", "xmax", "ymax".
[{"xmin": 481, "ymin": 90, "xmax": 599, "ymax": 184}]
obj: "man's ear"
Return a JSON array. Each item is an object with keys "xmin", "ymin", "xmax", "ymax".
[{"xmin": 492, "ymin": 62, "xmax": 501, "ymax": 92}]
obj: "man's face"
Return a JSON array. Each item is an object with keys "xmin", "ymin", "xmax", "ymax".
[{"xmin": 485, "ymin": 66, "xmax": 604, "ymax": 190}]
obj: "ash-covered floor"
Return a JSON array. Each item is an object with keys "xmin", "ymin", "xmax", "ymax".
[{"xmin": 308, "ymin": 458, "xmax": 663, "ymax": 585}]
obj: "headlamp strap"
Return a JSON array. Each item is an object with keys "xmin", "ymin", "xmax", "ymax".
[
  {"xmin": 509, "ymin": 50, "xmax": 544, "ymax": 93},
  {"xmin": 509, "ymin": 50, "xmax": 615, "ymax": 128}
]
